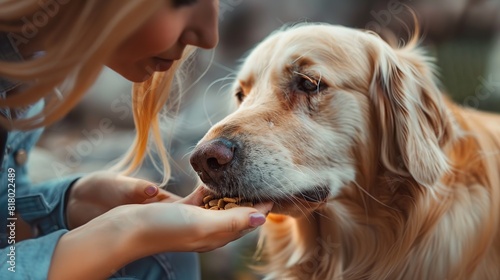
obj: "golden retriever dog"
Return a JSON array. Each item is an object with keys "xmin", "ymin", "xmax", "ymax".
[{"xmin": 190, "ymin": 23, "xmax": 500, "ymax": 279}]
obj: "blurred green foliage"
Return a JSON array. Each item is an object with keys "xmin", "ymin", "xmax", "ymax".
[{"xmin": 436, "ymin": 38, "xmax": 500, "ymax": 113}]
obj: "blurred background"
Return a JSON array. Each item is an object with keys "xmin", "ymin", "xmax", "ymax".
[{"xmin": 31, "ymin": 0, "xmax": 500, "ymax": 279}]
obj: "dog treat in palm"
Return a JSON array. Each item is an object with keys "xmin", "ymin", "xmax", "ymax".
[
  {"xmin": 223, "ymin": 197, "xmax": 238, "ymax": 203},
  {"xmin": 202, "ymin": 195, "xmax": 214, "ymax": 204},
  {"xmin": 208, "ymin": 199, "xmax": 218, "ymax": 207},
  {"xmin": 224, "ymin": 202, "xmax": 239, "ymax": 210},
  {"xmin": 217, "ymin": 198, "xmax": 225, "ymax": 209},
  {"xmin": 202, "ymin": 195, "xmax": 254, "ymax": 210},
  {"xmin": 240, "ymin": 202, "xmax": 254, "ymax": 207}
]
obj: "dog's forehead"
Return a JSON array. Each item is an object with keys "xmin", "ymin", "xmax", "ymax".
[{"xmin": 237, "ymin": 24, "xmax": 372, "ymax": 86}]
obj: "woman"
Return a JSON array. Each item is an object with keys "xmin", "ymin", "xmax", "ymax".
[{"xmin": 0, "ymin": 0, "xmax": 272, "ymax": 279}]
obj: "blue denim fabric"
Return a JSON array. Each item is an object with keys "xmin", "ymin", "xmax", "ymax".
[
  {"xmin": 1, "ymin": 230, "xmax": 68, "ymax": 279},
  {"xmin": 111, "ymin": 252, "xmax": 200, "ymax": 280},
  {"xmin": 0, "ymin": 101, "xmax": 78, "ymax": 279}
]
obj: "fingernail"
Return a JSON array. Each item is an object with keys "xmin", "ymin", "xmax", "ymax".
[
  {"xmin": 144, "ymin": 185, "xmax": 158, "ymax": 196},
  {"xmin": 249, "ymin": 213, "xmax": 266, "ymax": 227}
]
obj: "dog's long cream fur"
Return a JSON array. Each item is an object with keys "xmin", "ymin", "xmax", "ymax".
[{"xmin": 197, "ymin": 24, "xmax": 500, "ymax": 279}]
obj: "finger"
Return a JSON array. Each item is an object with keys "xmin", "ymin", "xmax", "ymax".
[
  {"xmin": 201, "ymin": 231, "xmax": 250, "ymax": 252},
  {"xmin": 143, "ymin": 189, "xmax": 183, "ymax": 203},
  {"xmin": 176, "ymin": 185, "xmax": 209, "ymax": 205},
  {"xmin": 207, "ymin": 207, "xmax": 267, "ymax": 234},
  {"xmin": 118, "ymin": 176, "xmax": 161, "ymax": 203}
]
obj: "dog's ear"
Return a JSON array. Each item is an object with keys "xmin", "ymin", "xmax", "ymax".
[{"xmin": 370, "ymin": 40, "xmax": 455, "ymax": 187}]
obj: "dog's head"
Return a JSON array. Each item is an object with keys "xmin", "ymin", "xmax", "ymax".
[{"xmin": 190, "ymin": 24, "xmax": 455, "ymax": 215}]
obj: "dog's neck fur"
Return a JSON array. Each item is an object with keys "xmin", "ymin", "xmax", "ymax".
[{"xmin": 258, "ymin": 104, "xmax": 500, "ymax": 280}]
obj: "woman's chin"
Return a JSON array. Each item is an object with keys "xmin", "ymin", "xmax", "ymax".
[
  {"xmin": 107, "ymin": 65, "xmax": 154, "ymax": 83},
  {"xmin": 123, "ymin": 70, "xmax": 153, "ymax": 83}
]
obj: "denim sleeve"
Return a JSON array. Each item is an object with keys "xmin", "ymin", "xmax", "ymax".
[
  {"xmin": 0, "ymin": 229, "xmax": 67, "ymax": 279},
  {"xmin": 16, "ymin": 175, "xmax": 82, "ymax": 236}
]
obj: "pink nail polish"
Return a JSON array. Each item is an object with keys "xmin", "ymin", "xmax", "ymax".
[
  {"xmin": 249, "ymin": 213, "xmax": 266, "ymax": 227},
  {"xmin": 145, "ymin": 185, "xmax": 158, "ymax": 196}
]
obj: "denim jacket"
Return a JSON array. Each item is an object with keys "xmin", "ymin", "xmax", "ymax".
[{"xmin": 0, "ymin": 33, "xmax": 81, "ymax": 279}]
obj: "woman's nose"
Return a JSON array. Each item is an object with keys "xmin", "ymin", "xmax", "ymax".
[
  {"xmin": 181, "ymin": 27, "xmax": 218, "ymax": 49},
  {"xmin": 180, "ymin": 1, "xmax": 219, "ymax": 49}
]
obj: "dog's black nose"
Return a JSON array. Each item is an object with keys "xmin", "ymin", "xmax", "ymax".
[{"xmin": 190, "ymin": 138, "xmax": 236, "ymax": 184}]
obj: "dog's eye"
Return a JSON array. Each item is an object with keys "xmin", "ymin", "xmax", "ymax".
[
  {"xmin": 294, "ymin": 72, "xmax": 324, "ymax": 94},
  {"xmin": 172, "ymin": 0, "xmax": 197, "ymax": 7},
  {"xmin": 299, "ymin": 77, "xmax": 318, "ymax": 92},
  {"xmin": 235, "ymin": 90, "xmax": 245, "ymax": 102}
]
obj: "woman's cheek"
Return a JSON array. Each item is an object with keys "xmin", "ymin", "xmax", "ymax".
[{"xmin": 131, "ymin": 12, "xmax": 186, "ymax": 56}]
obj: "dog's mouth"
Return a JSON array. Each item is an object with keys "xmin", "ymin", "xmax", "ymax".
[
  {"xmin": 269, "ymin": 186, "xmax": 330, "ymax": 216},
  {"xmin": 294, "ymin": 186, "xmax": 331, "ymax": 203},
  {"xmin": 202, "ymin": 185, "xmax": 330, "ymax": 216}
]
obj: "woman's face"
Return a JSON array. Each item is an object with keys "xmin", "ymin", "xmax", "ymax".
[{"xmin": 106, "ymin": 0, "xmax": 219, "ymax": 82}]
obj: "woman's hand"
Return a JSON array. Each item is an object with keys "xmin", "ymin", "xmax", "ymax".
[
  {"xmin": 132, "ymin": 197, "xmax": 273, "ymax": 253},
  {"xmin": 66, "ymin": 172, "xmax": 180, "ymax": 230},
  {"xmin": 49, "ymin": 188, "xmax": 273, "ymax": 280},
  {"xmin": 121, "ymin": 184, "xmax": 273, "ymax": 254}
]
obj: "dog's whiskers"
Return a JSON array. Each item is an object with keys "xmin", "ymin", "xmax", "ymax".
[
  {"xmin": 271, "ymin": 174, "xmax": 316, "ymax": 221},
  {"xmin": 203, "ymin": 74, "xmax": 237, "ymax": 126}
]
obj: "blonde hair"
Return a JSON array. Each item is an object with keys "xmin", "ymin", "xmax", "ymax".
[
  {"xmin": 113, "ymin": 55, "xmax": 195, "ymax": 183},
  {"xmin": 0, "ymin": 0, "xmax": 194, "ymax": 182}
]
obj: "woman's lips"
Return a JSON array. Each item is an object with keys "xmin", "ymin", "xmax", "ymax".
[{"xmin": 152, "ymin": 57, "xmax": 174, "ymax": 71}]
